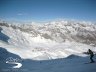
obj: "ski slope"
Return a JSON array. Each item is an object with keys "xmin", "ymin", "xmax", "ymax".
[
  {"xmin": 0, "ymin": 20, "xmax": 96, "ymax": 72},
  {"xmin": 0, "ymin": 46, "xmax": 96, "ymax": 72}
]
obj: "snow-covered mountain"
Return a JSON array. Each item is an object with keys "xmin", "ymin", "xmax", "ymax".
[{"xmin": 0, "ymin": 20, "xmax": 96, "ymax": 60}]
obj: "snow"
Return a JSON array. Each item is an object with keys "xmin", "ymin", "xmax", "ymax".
[
  {"xmin": 0, "ymin": 20, "xmax": 96, "ymax": 72},
  {"xmin": 0, "ymin": 46, "xmax": 96, "ymax": 72},
  {"xmin": 0, "ymin": 20, "xmax": 96, "ymax": 60}
]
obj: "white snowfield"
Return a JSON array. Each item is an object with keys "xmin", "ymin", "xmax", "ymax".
[{"xmin": 0, "ymin": 20, "xmax": 96, "ymax": 72}]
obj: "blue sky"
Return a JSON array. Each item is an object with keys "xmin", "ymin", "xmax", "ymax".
[{"xmin": 0, "ymin": 0, "xmax": 96, "ymax": 22}]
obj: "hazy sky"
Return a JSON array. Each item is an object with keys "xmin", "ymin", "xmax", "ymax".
[{"xmin": 0, "ymin": 0, "xmax": 96, "ymax": 22}]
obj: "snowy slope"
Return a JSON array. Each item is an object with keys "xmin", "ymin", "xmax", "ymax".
[
  {"xmin": 0, "ymin": 20, "xmax": 96, "ymax": 72},
  {"xmin": 0, "ymin": 20, "xmax": 96, "ymax": 60},
  {"xmin": 0, "ymin": 47, "xmax": 96, "ymax": 72}
]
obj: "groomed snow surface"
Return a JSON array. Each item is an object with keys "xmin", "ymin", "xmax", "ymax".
[{"xmin": 0, "ymin": 20, "xmax": 96, "ymax": 72}]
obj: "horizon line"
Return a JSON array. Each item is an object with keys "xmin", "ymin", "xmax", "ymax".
[{"xmin": 0, "ymin": 18, "xmax": 96, "ymax": 24}]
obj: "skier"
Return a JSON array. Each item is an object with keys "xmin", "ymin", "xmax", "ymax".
[{"xmin": 87, "ymin": 49, "xmax": 95, "ymax": 63}]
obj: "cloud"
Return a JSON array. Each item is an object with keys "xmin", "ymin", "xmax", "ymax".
[
  {"xmin": 17, "ymin": 13, "xmax": 28, "ymax": 16},
  {"xmin": 17, "ymin": 13, "xmax": 23, "ymax": 16}
]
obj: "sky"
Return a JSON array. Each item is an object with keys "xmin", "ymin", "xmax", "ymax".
[{"xmin": 0, "ymin": 0, "xmax": 96, "ymax": 22}]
